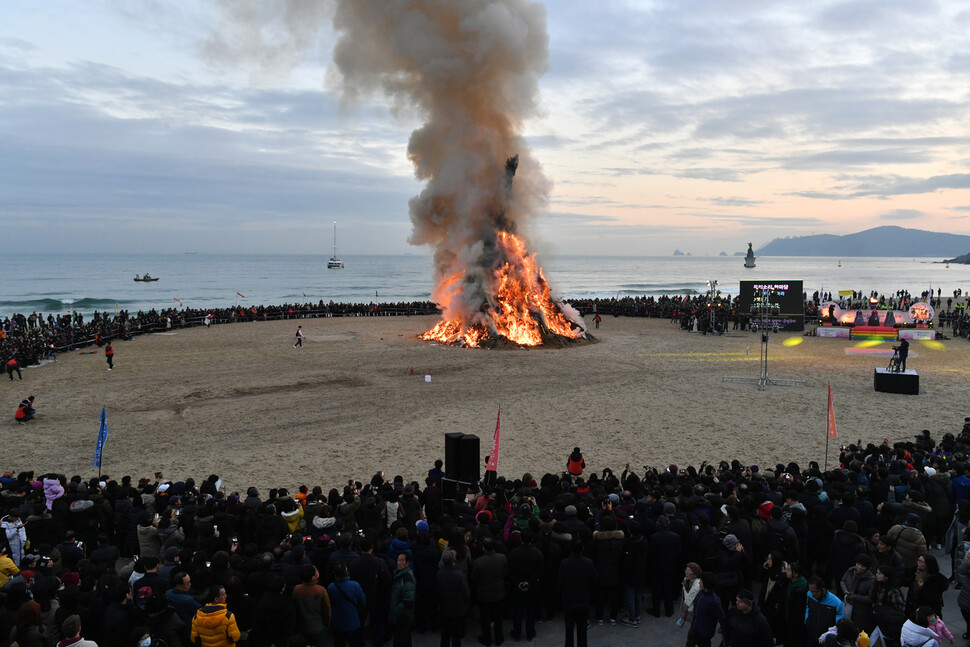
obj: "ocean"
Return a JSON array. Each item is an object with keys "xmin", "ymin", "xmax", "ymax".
[{"xmin": 2, "ymin": 253, "xmax": 967, "ymax": 318}]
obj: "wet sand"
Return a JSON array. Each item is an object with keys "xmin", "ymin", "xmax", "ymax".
[{"xmin": 10, "ymin": 315, "xmax": 970, "ymax": 494}]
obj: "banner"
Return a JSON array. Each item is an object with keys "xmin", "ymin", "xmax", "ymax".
[
  {"xmin": 94, "ymin": 407, "xmax": 108, "ymax": 467},
  {"xmin": 486, "ymin": 410, "xmax": 501, "ymax": 473},
  {"xmin": 236, "ymin": 291, "xmax": 246, "ymax": 299},
  {"xmin": 827, "ymin": 384, "xmax": 837, "ymax": 439}
]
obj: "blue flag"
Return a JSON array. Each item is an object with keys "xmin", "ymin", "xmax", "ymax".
[{"xmin": 94, "ymin": 407, "xmax": 108, "ymax": 468}]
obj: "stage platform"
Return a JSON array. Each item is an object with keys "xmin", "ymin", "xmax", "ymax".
[
  {"xmin": 852, "ymin": 326, "xmax": 898, "ymax": 341},
  {"xmin": 874, "ymin": 368, "xmax": 919, "ymax": 395}
]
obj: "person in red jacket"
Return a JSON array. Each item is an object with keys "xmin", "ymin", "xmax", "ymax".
[
  {"xmin": 105, "ymin": 342, "xmax": 114, "ymax": 371},
  {"xmin": 6, "ymin": 358, "xmax": 21, "ymax": 381},
  {"xmin": 567, "ymin": 447, "xmax": 585, "ymax": 478},
  {"xmin": 15, "ymin": 404, "xmax": 32, "ymax": 425}
]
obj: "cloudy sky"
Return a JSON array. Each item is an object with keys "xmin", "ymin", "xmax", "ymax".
[{"xmin": 3, "ymin": 1, "xmax": 970, "ymax": 257}]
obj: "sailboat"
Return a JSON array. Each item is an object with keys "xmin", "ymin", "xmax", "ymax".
[{"xmin": 327, "ymin": 221, "xmax": 344, "ymax": 269}]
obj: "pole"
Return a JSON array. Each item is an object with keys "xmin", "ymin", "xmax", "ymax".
[{"xmin": 824, "ymin": 422, "xmax": 829, "ymax": 471}]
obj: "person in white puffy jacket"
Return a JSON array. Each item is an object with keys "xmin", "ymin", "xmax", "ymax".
[
  {"xmin": 901, "ymin": 606, "xmax": 941, "ymax": 647},
  {"xmin": 1, "ymin": 509, "xmax": 28, "ymax": 566}
]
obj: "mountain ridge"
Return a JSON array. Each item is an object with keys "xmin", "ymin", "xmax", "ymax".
[{"xmin": 757, "ymin": 226, "xmax": 970, "ymax": 257}]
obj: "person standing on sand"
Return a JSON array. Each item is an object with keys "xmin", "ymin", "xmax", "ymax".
[
  {"xmin": 105, "ymin": 342, "xmax": 114, "ymax": 370},
  {"xmin": 294, "ymin": 325, "xmax": 304, "ymax": 348},
  {"xmin": 6, "ymin": 358, "xmax": 22, "ymax": 381}
]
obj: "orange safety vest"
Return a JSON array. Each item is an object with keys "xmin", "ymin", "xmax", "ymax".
[{"xmin": 567, "ymin": 456, "xmax": 584, "ymax": 476}]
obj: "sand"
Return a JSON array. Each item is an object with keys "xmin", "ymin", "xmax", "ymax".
[{"xmin": 9, "ymin": 315, "xmax": 970, "ymax": 494}]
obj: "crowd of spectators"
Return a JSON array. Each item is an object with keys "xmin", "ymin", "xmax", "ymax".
[
  {"xmin": 4, "ymin": 287, "xmax": 969, "ymax": 371},
  {"xmin": 2, "ymin": 423, "xmax": 970, "ymax": 647},
  {"xmin": 0, "ymin": 301, "xmax": 440, "ymax": 374}
]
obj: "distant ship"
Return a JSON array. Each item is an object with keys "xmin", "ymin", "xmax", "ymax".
[
  {"xmin": 744, "ymin": 243, "xmax": 756, "ymax": 268},
  {"xmin": 327, "ymin": 221, "xmax": 344, "ymax": 269}
]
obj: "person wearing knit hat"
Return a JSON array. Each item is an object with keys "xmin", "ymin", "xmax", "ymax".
[
  {"xmin": 724, "ymin": 588, "xmax": 772, "ymax": 647},
  {"xmin": 679, "ymin": 562, "xmax": 703, "ymax": 626}
]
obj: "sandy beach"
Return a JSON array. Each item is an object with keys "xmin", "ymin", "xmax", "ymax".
[{"xmin": 9, "ymin": 315, "xmax": 970, "ymax": 494}]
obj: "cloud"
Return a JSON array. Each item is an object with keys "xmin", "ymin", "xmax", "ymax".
[
  {"xmin": 878, "ymin": 209, "xmax": 926, "ymax": 221},
  {"xmin": 708, "ymin": 197, "xmax": 767, "ymax": 207}
]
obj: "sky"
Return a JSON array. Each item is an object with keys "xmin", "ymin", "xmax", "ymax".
[{"xmin": 2, "ymin": 1, "xmax": 970, "ymax": 257}]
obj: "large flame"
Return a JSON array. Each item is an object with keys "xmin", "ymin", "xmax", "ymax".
[{"xmin": 421, "ymin": 231, "xmax": 585, "ymax": 347}]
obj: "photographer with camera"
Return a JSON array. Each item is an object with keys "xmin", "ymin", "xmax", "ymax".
[{"xmin": 892, "ymin": 338, "xmax": 909, "ymax": 372}]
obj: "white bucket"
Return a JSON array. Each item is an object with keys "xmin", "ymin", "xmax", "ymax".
[{"xmin": 425, "ymin": 375, "xmax": 432, "ymax": 383}]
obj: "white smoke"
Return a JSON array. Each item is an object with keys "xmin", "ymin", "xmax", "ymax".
[
  {"xmin": 209, "ymin": 0, "xmax": 557, "ymax": 332},
  {"xmin": 331, "ymin": 0, "xmax": 552, "ymax": 326}
]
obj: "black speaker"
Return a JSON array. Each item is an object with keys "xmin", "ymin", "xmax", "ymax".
[
  {"xmin": 441, "ymin": 477, "xmax": 459, "ymax": 501},
  {"xmin": 459, "ymin": 434, "xmax": 480, "ymax": 483},
  {"xmin": 445, "ymin": 432, "xmax": 463, "ymax": 479}
]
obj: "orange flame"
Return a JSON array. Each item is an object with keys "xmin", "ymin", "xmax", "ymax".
[{"xmin": 421, "ymin": 232, "xmax": 584, "ymax": 347}]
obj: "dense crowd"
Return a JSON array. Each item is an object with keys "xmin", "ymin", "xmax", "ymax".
[
  {"xmin": 0, "ymin": 301, "xmax": 440, "ymax": 375},
  {"xmin": 3, "ymin": 423, "xmax": 970, "ymax": 647},
  {"xmin": 5, "ymin": 286, "xmax": 970, "ymax": 373}
]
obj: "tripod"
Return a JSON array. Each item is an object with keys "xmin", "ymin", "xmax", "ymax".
[{"xmin": 887, "ymin": 349, "xmax": 902, "ymax": 373}]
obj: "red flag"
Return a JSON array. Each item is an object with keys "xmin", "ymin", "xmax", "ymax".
[
  {"xmin": 827, "ymin": 384, "xmax": 838, "ymax": 439},
  {"xmin": 173, "ymin": 298, "xmax": 183, "ymax": 307},
  {"xmin": 486, "ymin": 410, "xmax": 501, "ymax": 473},
  {"xmin": 236, "ymin": 291, "xmax": 246, "ymax": 299}
]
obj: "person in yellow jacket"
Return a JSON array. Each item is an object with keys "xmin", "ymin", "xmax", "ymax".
[
  {"xmin": 190, "ymin": 585, "xmax": 241, "ymax": 647},
  {"xmin": 281, "ymin": 499, "xmax": 304, "ymax": 534},
  {"xmin": 0, "ymin": 544, "xmax": 19, "ymax": 588}
]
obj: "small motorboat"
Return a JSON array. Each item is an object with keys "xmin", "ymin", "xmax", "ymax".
[{"xmin": 134, "ymin": 274, "xmax": 159, "ymax": 282}]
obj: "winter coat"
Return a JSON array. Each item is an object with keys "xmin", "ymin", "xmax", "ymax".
[
  {"xmin": 281, "ymin": 504, "xmax": 303, "ymax": 534},
  {"xmin": 840, "ymin": 567, "xmax": 876, "ymax": 631},
  {"xmin": 906, "ymin": 572, "xmax": 948, "ymax": 617},
  {"xmin": 724, "ymin": 603, "xmax": 774, "ymax": 647},
  {"xmin": 435, "ymin": 564, "xmax": 470, "ymax": 617},
  {"xmin": 805, "ymin": 591, "xmax": 844, "ymax": 643},
  {"xmin": 828, "ymin": 529, "xmax": 865, "ymax": 581},
  {"xmin": 43, "ymin": 478, "xmax": 65, "ymax": 510},
  {"xmin": 136, "ymin": 523, "xmax": 161, "ymax": 558},
  {"xmin": 189, "ymin": 604, "xmax": 241, "ymax": 647},
  {"xmin": 885, "ymin": 524, "xmax": 928, "ymax": 575},
  {"xmin": 388, "ymin": 567, "xmax": 416, "ymax": 623},
  {"xmin": 958, "ymin": 555, "xmax": 970, "ymax": 612},
  {"xmin": 557, "ymin": 553, "xmax": 598, "ymax": 611},
  {"xmin": 2, "ymin": 518, "xmax": 27, "ymax": 565},
  {"xmin": 471, "ymin": 550, "xmax": 509, "ymax": 603},
  {"xmin": 900, "ymin": 620, "xmax": 939, "ymax": 647},
  {"xmin": 762, "ymin": 518, "xmax": 798, "ymax": 561},
  {"xmin": 589, "ymin": 529, "xmax": 624, "ymax": 587},
  {"xmin": 292, "ymin": 582, "xmax": 331, "ymax": 634},
  {"xmin": 0, "ymin": 554, "xmax": 19, "ymax": 588},
  {"xmin": 783, "ymin": 575, "xmax": 808, "ymax": 647},
  {"xmin": 327, "ymin": 576, "xmax": 365, "ymax": 633}
]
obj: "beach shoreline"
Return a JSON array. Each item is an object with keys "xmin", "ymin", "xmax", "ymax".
[{"xmin": 8, "ymin": 315, "xmax": 970, "ymax": 494}]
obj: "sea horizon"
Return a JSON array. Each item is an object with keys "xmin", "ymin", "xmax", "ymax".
[{"xmin": 3, "ymin": 253, "xmax": 968, "ymax": 318}]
